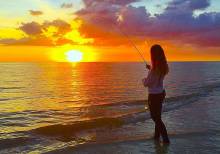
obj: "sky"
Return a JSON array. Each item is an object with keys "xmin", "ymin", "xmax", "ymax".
[{"xmin": 0, "ymin": 0, "xmax": 220, "ymax": 62}]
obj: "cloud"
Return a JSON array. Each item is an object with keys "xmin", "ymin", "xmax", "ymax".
[
  {"xmin": 0, "ymin": 37, "xmax": 54, "ymax": 46},
  {"xmin": 75, "ymin": 0, "xmax": 152, "ymax": 46},
  {"xmin": 0, "ymin": 19, "xmax": 75, "ymax": 46},
  {"xmin": 1, "ymin": 0, "xmax": 219, "ymax": 47},
  {"xmin": 19, "ymin": 19, "xmax": 72, "ymax": 37},
  {"xmin": 29, "ymin": 10, "xmax": 43, "ymax": 16},
  {"xmin": 0, "ymin": 18, "xmax": 93, "ymax": 46},
  {"xmin": 42, "ymin": 19, "xmax": 72, "ymax": 36},
  {"xmin": 74, "ymin": 0, "xmax": 220, "ymax": 47},
  {"xmin": 61, "ymin": 3, "xmax": 73, "ymax": 8},
  {"xmin": 19, "ymin": 22, "xmax": 42, "ymax": 35},
  {"xmin": 76, "ymin": 1, "xmax": 142, "ymax": 46},
  {"xmin": 0, "ymin": 38, "xmax": 28, "ymax": 45},
  {"xmin": 82, "ymin": 0, "xmax": 140, "ymax": 7},
  {"xmin": 167, "ymin": 0, "xmax": 210, "ymax": 11}
]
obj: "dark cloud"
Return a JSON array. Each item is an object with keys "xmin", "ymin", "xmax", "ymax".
[
  {"xmin": 19, "ymin": 20, "xmax": 71, "ymax": 36},
  {"xmin": 61, "ymin": 3, "xmax": 73, "ymax": 8},
  {"xmin": 29, "ymin": 10, "xmax": 43, "ymax": 16},
  {"xmin": 117, "ymin": 6, "xmax": 151, "ymax": 35},
  {"xmin": 82, "ymin": 0, "xmax": 140, "ymax": 7},
  {"xmin": 42, "ymin": 19, "xmax": 72, "ymax": 36},
  {"xmin": 75, "ymin": 0, "xmax": 220, "ymax": 47},
  {"xmin": 189, "ymin": 0, "xmax": 210, "ymax": 10},
  {"xmin": 19, "ymin": 22, "xmax": 42, "ymax": 35},
  {"xmin": 76, "ymin": 1, "xmax": 118, "ymax": 25},
  {"xmin": 165, "ymin": 0, "xmax": 210, "ymax": 15},
  {"xmin": 1, "ymin": 19, "xmax": 74, "ymax": 46}
]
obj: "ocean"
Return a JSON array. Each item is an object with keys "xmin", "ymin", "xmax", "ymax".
[{"xmin": 0, "ymin": 62, "xmax": 220, "ymax": 153}]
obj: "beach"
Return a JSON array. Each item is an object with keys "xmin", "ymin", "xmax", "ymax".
[{"xmin": 0, "ymin": 62, "xmax": 220, "ymax": 153}]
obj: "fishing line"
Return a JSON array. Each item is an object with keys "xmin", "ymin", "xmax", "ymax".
[
  {"xmin": 114, "ymin": 12, "xmax": 149, "ymax": 65},
  {"xmin": 97, "ymin": 13, "xmax": 148, "ymax": 65},
  {"xmin": 111, "ymin": 23, "xmax": 148, "ymax": 65}
]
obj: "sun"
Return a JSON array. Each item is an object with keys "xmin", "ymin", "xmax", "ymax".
[{"xmin": 65, "ymin": 50, "xmax": 83, "ymax": 62}]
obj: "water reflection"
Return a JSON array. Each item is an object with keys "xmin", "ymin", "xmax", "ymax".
[
  {"xmin": 154, "ymin": 141, "xmax": 169, "ymax": 154},
  {"xmin": 0, "ymin": 62, "xmax": 220, "ymax": 150}
]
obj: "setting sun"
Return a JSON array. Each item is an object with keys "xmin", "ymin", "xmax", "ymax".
[{"xmin": 65, "ymin": 50, "xmax": 83, "ymax": 62}]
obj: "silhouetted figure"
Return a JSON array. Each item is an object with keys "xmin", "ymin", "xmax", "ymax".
[{"xmin": 143, "ymin": 44, "xmax": 170, "ymax": 144}]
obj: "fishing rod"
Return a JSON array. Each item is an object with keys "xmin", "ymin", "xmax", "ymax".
[
  {"xmin": 112, "ymin": 23, "xmax": 148, "ymax": 65},
  {"xmin": 98, "ymin": 14, "xmax": 148, "ymax": 65}
]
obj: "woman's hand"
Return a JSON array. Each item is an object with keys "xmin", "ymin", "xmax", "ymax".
[{"xmin": 146, "ymin": 64, "xmax": 151, "ymax": 70}]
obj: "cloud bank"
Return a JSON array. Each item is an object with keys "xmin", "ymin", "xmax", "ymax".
[
  {"xmin": 1, "ymin": 0, "xmax": 220, "ymax": 47},
  {"xmin": 76, "ymin": 0, "xmax": 220, "ymax": 47}
]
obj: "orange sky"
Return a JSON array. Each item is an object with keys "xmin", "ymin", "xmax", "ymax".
[{"xmin": 0, "ymin": 0, "xmax": 220, "ymax": 62}]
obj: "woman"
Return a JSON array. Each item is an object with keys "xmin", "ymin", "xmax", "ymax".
[{"xmin": 143, "ymin": 44, "xmax": 170, "ymax": 144}]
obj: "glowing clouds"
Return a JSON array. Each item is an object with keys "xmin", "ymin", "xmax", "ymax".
[{"xmin": 75, "ymin": 0, "xmax": 220, "ymax": 47}]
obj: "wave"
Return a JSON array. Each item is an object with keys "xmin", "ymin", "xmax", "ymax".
[
  {"xmin": 58, "ymin": 82, "xmax": 220, "ymax": 109},
  {"xmin": 44, "ymin": 129, "xmax": 220, "ymax": 154},
  {"xmin": 0, "ymin": 86, "xmax": 24, "ymax": 90},
  {"xmin": 77, "ymin": 129, "xmax": 220, "ymax": 145},
  {"xmin": 0, "ymin": 137, "xmax": 30, "ymax": 150},
  {"xmin": 32, "ymin": 93, "xmax": 199, "ymax": 137},
  {"xmin": 33, "ymin": 117, "xmax": 124, "ymax": 136},
  {"xmin": 33, "ymin": 82, "xmax": 220, "ymax": 137},
  {"xmin": 0, "ymin": 98, "xmax": 12, "ymax": 102},
  {"xmin": 0, "ymin": 97, "xmax": 23, "ymax": 102}
]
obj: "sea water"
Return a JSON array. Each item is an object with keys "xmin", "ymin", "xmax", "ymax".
[{"xmin": 0, "ymin": 62, "xmax": 220, "ymax": 153}]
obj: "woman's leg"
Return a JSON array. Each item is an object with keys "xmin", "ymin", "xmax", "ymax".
[
  {"xmin": 155, "ymin": 118, "xmax": 169, "ymax": 143},
  {"xmin": 154, "ymin": 124, "xmax": 160, "ymax": 139},
  {"xmin": 149, "ymin": 94, "xmax": 170, "ymax": 143},
  {"xmin": 149, "ymin": 95, "xmax": 161, "ymax": 140}
]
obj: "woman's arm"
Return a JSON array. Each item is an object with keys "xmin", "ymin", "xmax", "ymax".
[{"xmin": 142, "ymin": 70, "xmax": 156, "ymax": 87}]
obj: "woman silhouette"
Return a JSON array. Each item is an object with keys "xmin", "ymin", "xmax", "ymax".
[{"xmin": 143, "ymin": 44, "xmax": 170, "ymax": 144}]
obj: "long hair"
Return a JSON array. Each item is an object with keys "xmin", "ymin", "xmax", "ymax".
[{"xmin": 150, "ymin": 44, "xmax": 169, "ymax": 76}]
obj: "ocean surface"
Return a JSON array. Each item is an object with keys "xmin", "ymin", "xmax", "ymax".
[{"xmin": 0, "ymin": 62, "xmax": 220, "ymax": 154}]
